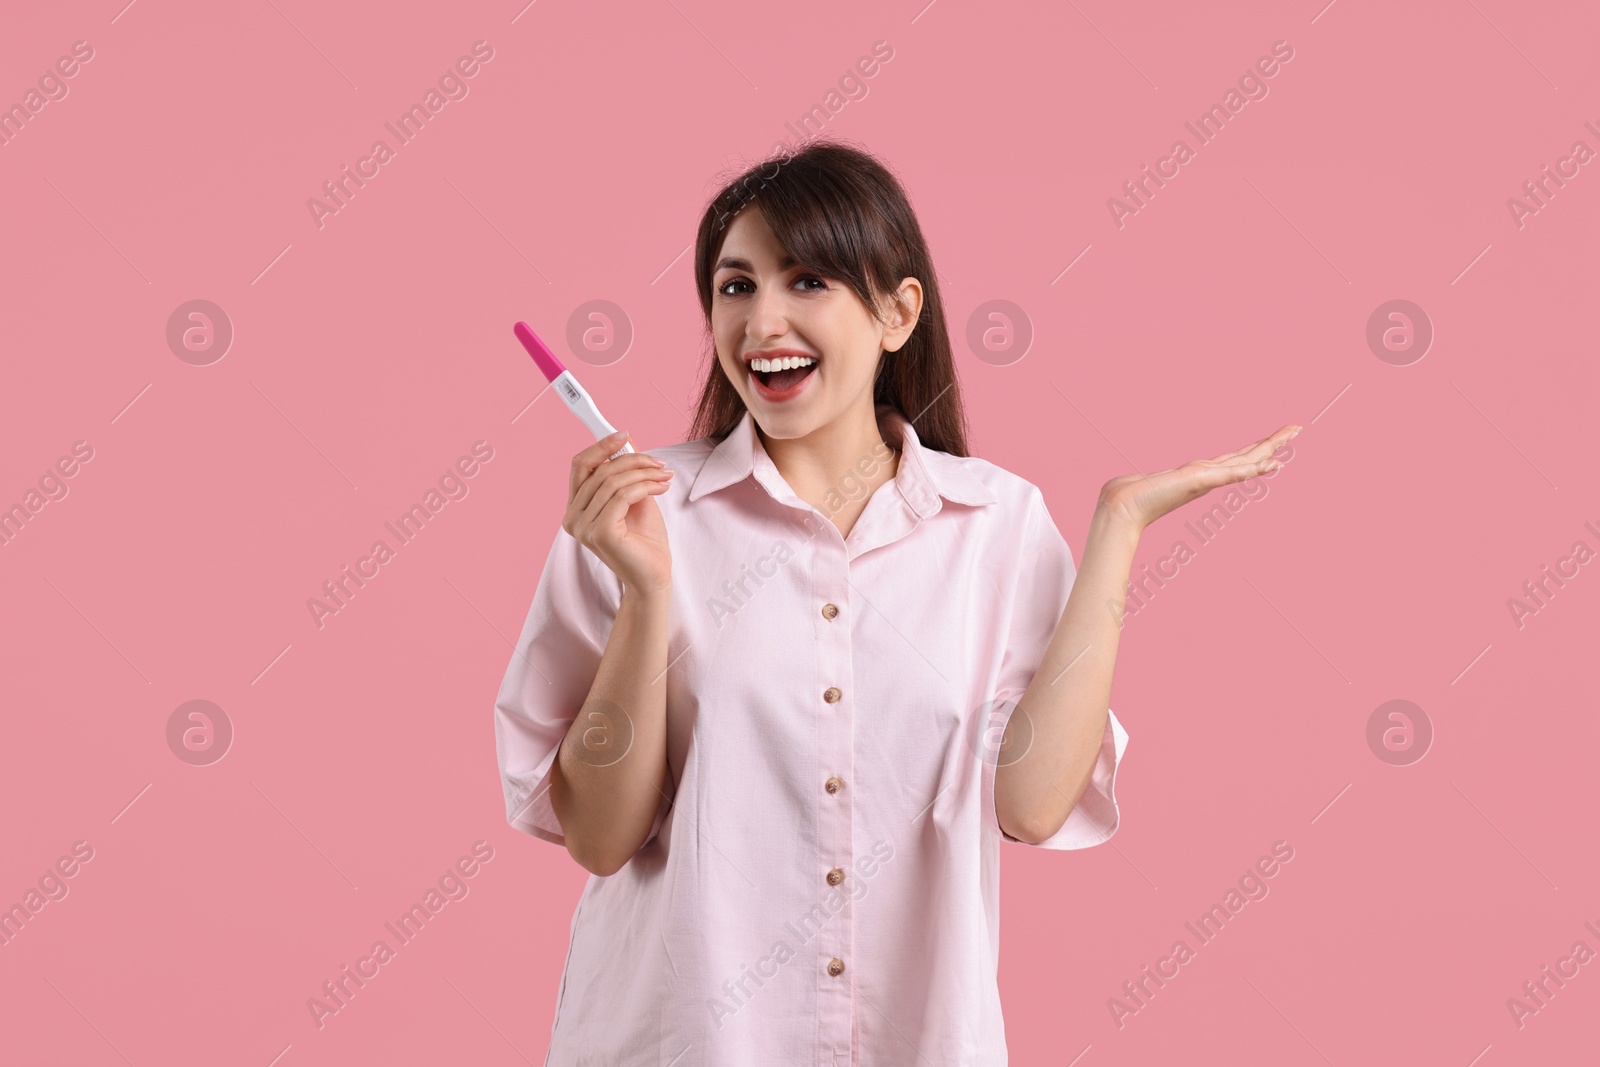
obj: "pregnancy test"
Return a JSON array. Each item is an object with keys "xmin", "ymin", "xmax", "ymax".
[{"xmin": 514, "ymin": 321, "xmax": 633, "ymax": 460}]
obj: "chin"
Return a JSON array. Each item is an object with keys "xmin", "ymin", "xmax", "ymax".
[{"xmin": 747, "ymin": 402, "xmax": 820, "ymax": 441}]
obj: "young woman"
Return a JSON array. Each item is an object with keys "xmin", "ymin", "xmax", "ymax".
[{"xmin": 494, "ymin": 140, "xmax": 1298, "ymax": 1065}]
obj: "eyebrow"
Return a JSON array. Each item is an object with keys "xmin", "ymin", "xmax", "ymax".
[{"xmin": 714, "ymin": 254, "xmax": 798, "ymax": 274}]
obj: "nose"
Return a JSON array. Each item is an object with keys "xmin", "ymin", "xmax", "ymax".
[{"xmin": 744, "ymin": 279, "xmax": 790, "ymax": 347}]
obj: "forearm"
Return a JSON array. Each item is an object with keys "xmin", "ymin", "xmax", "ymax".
[
  {"xmin": 994, "ymin": 504, "xmax": 1140, "ymax": 843},
  {"xmin": 550, "ymin": 584, "xmax": 672, "ymax": 875}
]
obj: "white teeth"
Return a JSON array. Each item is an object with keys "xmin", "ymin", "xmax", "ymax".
[{"xmin": 750, "ymin": 356, "xmax": 816, "ymax": 372}]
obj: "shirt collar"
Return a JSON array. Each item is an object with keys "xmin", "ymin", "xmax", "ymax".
[{"xmin": 687, "ymin": 404, "xmax": 999, "ymax": 518}]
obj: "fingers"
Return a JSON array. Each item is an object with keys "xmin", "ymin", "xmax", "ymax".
[
  {"xmin": 571, "ymin": 450, "xmax": 668, "ymax": 514},
  {"xmin": 569, "ymin": 430, "xmax": 639, "ymax": 500},
  {"xmin": 1204, "ymin": 455, "xmax": 1285, "ymax": 489},
  {"xmin": 1134, "ymin": 422, "xmax": 1300, "ymax": 520},
  {"xmin": 595, "ymin": 477, "xmax": 670, "ymax": 529},
  {"xmin": 1261, "ymin": 423, "xmax": 1301, "ymax": 454},
  {"xmin": 579, "ymin": 463, "xmax": 673, "ymax": 529},
  {"xmin": 1211, "ymin": 423, "xmax": 1302, "ymax": 464},
  {"xmin": 1187, "ymin": 442, "xmax": 1293, "ymax": 492}
]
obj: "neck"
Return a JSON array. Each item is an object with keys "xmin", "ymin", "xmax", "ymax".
[{"xmin": 757, "ymin": 399, "xmax": 901, "ymax": 508}]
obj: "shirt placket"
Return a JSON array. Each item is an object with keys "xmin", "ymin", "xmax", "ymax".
[
  {"xmin": 815, "ymin": 530, "xmax": 856, "ymax": 1066},
  {"xmin": 750, "ymin": 436, "xmax": 929, "ymax": 1067}
]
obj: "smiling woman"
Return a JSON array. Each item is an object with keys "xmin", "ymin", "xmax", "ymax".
[
  {"xmin": 494, "ymin": 137, "xmax": 1294, "ymax": 1066},
  {"xmin": 693, "ymin": 144, "xmax": 973, "ymax": 494}
]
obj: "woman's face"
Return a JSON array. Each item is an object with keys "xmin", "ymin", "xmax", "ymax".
[{"xmin": 710, "ymin": 206, "xmax": 919, "ymax": 442}]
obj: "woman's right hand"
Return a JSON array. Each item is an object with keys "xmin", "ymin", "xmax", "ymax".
[{"xmin": 564, "ymin": 430, "xmax": 674, "ymax": 596}]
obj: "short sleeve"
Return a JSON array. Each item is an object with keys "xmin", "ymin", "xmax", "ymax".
[
  {"xmin": 980, "ymin": 488, "xmax": 1130, "ymax": 850},
  {"xmin": 493, "ymin": 524, "xmax": 671, "ymax": 850}
]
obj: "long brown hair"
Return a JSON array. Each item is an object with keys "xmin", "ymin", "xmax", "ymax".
[{"xmin": 686, "ymin": 138, "xmax": 971, "ymax": 457}]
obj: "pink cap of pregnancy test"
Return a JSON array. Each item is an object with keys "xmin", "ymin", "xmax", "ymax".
[{"xmin": 513, "ymin": 321, "xmax": 566, "ymax": 382}]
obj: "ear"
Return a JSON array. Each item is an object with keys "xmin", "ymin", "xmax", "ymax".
[{"xmin": 880, "ymin": 277, "xmax": 924, "ymax": 353}]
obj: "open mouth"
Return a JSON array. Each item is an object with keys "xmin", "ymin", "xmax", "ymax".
[
  {"xmin": 754, "ymin": 362, "xmax": 817, "ymax": 391},
  {"xmin": 746, "ymin": 355, "xmax": 819, "ymax": 400}
]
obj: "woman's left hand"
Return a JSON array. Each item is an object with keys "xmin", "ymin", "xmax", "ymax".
[{"xmin": 1098, "ymin": 423, "xmax": 1302, "ymax": 534}]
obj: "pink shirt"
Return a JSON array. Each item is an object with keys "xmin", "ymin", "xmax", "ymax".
[{"xmin": 494, "ymin": 405, "xmax": 1129, "ymax": 1066}]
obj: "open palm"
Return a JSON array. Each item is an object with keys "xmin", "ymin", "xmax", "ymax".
[{"xmin": 1100, "ymin": 423, "xmax": 1301, "ymax": 533}]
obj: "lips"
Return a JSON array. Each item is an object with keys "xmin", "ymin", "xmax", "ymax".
[
  {"xmin": 744, "ymin": 350, "xmax": 819, "ymax": 403},
  {"xmin": 749, "ymin": 359, "xmax": 817, "ymax": 402}
]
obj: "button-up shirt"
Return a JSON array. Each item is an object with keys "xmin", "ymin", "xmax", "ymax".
[{"xmin": 494, "ymin": 404, "xmax": 1129, "ymax": 1066}]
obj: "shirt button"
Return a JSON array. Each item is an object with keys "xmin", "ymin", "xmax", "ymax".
[
  {"xmin": 821, "ymin": 602, "xmax": 839, "ymax": 620},
  {"xmin": 827, "ymin": 957, "xmax": 845, "ymax": 977},
  {"xmin": 823, "ymin": 686, "xmax": 841, "ymax": 704},
  {"xmin": 826, "ymin": 867, "xmax": 844, "ymax": 886},
  {"xmin": 824, "ymin": 775, "xmax": 844, "ymax": 795}
]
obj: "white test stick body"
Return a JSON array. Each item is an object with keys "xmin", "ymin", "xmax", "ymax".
[{"xmin": 553, "ymin": 369, "xmax": 633, "ymax": 460}]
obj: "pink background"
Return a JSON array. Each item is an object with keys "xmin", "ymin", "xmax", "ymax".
[{"xmin": 3, "ymin": 0, "xmax": 1597, "ymax": 1063}]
